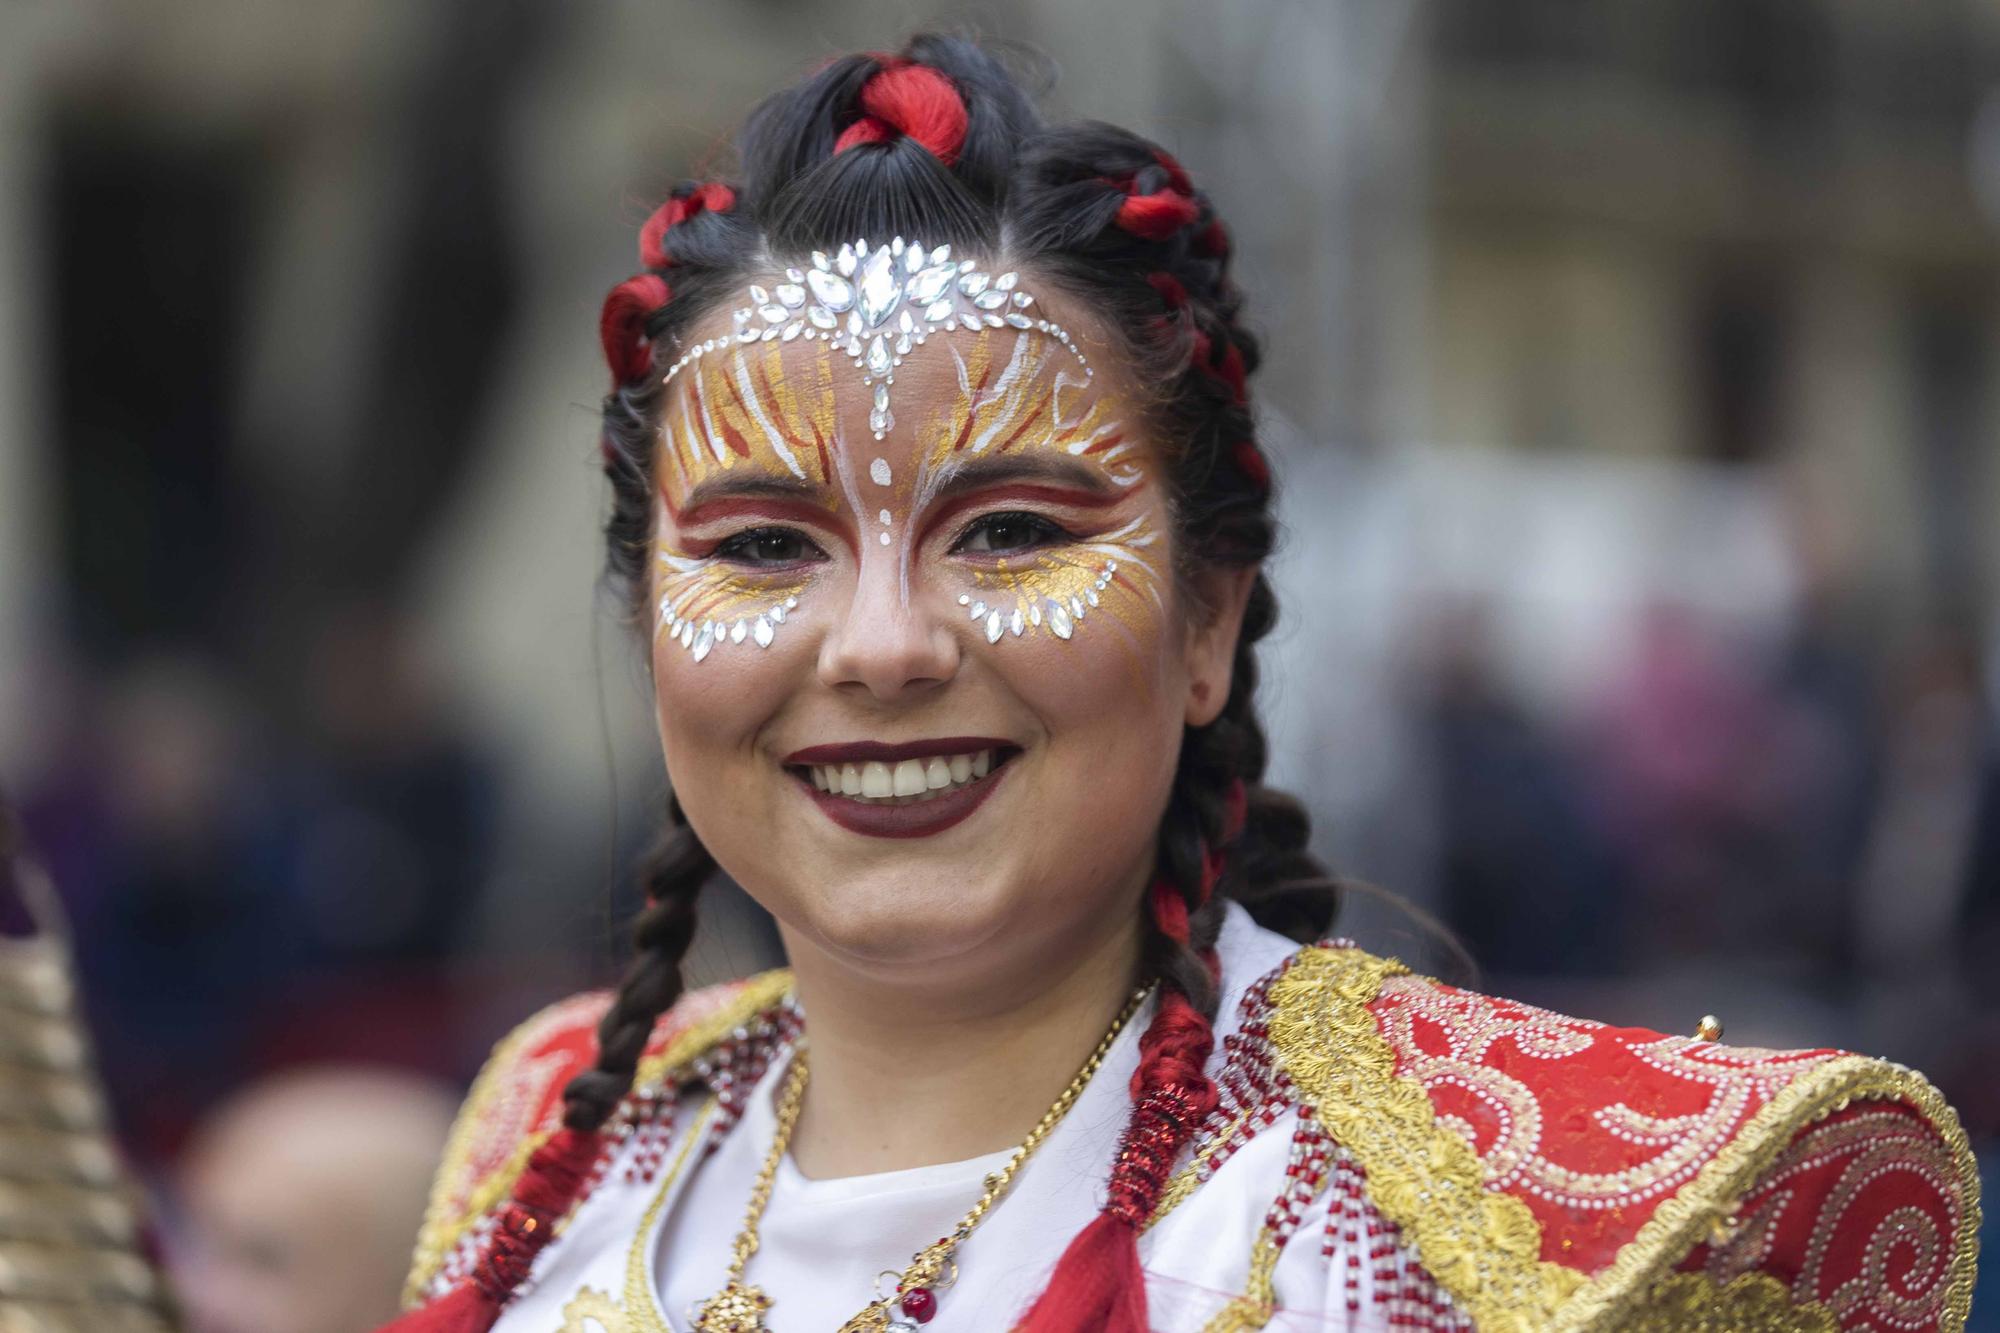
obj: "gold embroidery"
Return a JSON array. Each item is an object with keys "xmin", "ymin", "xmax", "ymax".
[
  {"xmin": 560, "ymin": 1285, "xmax": 630, "ymax": 1333},
  {"xmin": 1617, "ymin": 1271, "xmax": 1837, "ymax": 1332},
  {"xmin": 402, "ymin": 992, "xmax": 604, "ymax": 1307},
  {"xmin": 621, "ymin": 1097, "xmax": 722, "ymax": 1333},
  {"xmin": 1143, "ymin": 1102, "xmax": 1254, "ymax": 1231},
  {"xmin": 1266, "ymin": 947, "xmax": 1584, "ymax": 1332},
  {"xmin": 1266, "ymin": 946, "xmax": 1983, "ymax": 1332},
  {"xmin": 401, "ymin": 970, "xmax": 795, "ymax": 1305},
  {"xmin": 1198, "ymin": 1231, "xmax": 1280, "ymax": 1332}
]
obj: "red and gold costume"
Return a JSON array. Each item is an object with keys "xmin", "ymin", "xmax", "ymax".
[{"xmin": 401, "ymin": 938, "xmax": 1980, "ymax": 1331}]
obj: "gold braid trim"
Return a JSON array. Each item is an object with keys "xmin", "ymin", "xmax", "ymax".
[
  {"xmin": 1266, "ymin": 947, "xmax": 1983, "ymax": 1333},
  {"xmin": 616, "ymin": 1096, "xmax": 722, "ymax": 1332},
  {"xmin": 1199, "ymin": 1230, "xmax": 1281, "ymax": 1332},
  {"xmin": 1615, "ymin": 1271, "xmax": 1838, "ymax": 1333},
  {"xmin": 1267, "ymin": 947, "xmax": 1584, "ymax": 1331},
  {"xmin": 1548, "ymin": 1053, "xmax": 1982, "ymax": 1333},
  {"xmin": 1144, "ymin": 1103, "xmax": 1254, "ymax": 1232},
  {"xmin": 400, "ymin": 969, "xmax": 795, "ymax": 1306}
]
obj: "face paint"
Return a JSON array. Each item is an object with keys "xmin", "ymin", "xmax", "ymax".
[
  {"xmin": 662, "ymin": 239, "xmax": 1091, "ymax": 440},
  {"xmin": 653, "ymin": 248, "xmax": 1165, "ymax": 673},
  {"xmin": 954, "ymin": 512, "xmax": 1163, "ymax": 647},
  {"xmin": 652, "ymin": 338, "xmax": 846, "ymax": 662},
  {"xmin": 654, "ymin": 544, "xmax": 806, "ymax": 662}
]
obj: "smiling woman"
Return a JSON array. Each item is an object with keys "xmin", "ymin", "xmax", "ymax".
[{"xmin": 380, "ymin": 34, "xmax": 1980, "ymax": 1333}]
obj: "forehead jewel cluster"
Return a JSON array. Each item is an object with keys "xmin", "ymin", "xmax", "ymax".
[{"xmin": 659, "ymin": 237, "xmax": 1089, "ymax": 440}]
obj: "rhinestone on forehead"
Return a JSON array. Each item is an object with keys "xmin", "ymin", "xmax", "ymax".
[{"xmin": 660, "ymin": 237, "xmax": 1092, "ymax": 440}]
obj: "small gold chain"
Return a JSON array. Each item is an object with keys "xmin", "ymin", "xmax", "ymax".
[{"xmin": 688, "ymin": 983, "xmax": 1153, "ymax": 1332}]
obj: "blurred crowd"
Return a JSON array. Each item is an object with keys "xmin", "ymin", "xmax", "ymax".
[{"xmin": 0, "ymin": 0, "xmax": 1995, "ymax": 1327}]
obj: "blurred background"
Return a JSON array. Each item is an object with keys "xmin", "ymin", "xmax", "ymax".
[{"xmin": 0, "ymin": 0, "xmax": 1996, "ymax": 1327}]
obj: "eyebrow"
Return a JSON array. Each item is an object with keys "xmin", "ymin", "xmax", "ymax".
[
  {"xmin": 674, "ymin": 473, "xmax": 824, "ymax": 523},
  {"xmin": 928, "ymin": 454, "xmax": 1120, "ymax": 505}
]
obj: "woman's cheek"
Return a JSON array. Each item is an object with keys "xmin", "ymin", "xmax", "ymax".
[{"xmin": 649, "ymin": 556, "xmax": 823, "ymax": 752}]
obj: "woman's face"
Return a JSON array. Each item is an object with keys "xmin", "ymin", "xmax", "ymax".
[{"xmin": 647, "ymin": 254, "xmax": 1241, "ymax": 993}]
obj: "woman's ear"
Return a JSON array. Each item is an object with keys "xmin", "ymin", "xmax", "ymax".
[{"xmin": 1183, "ymin": 564, "xmax": 1258, "ymax": 727}]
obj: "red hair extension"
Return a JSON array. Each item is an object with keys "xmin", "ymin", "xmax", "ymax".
[
  {"xmin": 1114, "ymin": 189, "xmax": 1199, "ymax": 241},
  {"xmin": 1144, "ymin": 271, "xmax": 1189, "ymax": 311},
  {"xmin": 638, "ymin": 182, "xmax": 736, "ymax": 270},
  {"xmin": 374, "ymin": 1128, "xmax": 604, "ymax": 1332},
  {"xmin": 1012, "ymin": 879, "xmax": 1221, "ymax": 1333},
  {"xmin": 1221, "ymin": 777, "xmax": 1248, "ymax": 843},
  {"xmin": 1190, "ymin": 329, "xmax": 1248, "ymax": 405},
  {"xmin": 1152, "ymin": 150, "xmax": 1194, "ymax": 197},
  {"xmin": 1149, "ymin": 877, "xmax": 1191, "ymax": 944},
  {"xmin": 1194, "ymin": 220, "xmax": 1230, "ymax": 258},
  {"xmin": 1234, "ymin": 440, "xmax": 1272, "ymax": 494},
  {"xmin": 833, "ymin": 62, "xmax": 969, "ymax": 166},
  {"xmin": 599, "ymin": 274, "xmax": 672, "ymax": 386}
]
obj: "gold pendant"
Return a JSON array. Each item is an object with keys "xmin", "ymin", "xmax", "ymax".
[
  {"xmin": 834, "ymin": 1303, "xmax": 894, "ymax": 1333},
  {"xmin": 689, "ymin": 1280, "xmax": 773, "ymax": 1332}
]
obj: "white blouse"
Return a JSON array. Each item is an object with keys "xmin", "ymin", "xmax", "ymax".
[{"xmin": 491, "ymin": 904, "xmax": 1405, "ymax": 1332}]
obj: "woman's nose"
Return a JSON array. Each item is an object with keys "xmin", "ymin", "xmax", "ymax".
[{"xmin": 815, "ymin": 548, "xmax": 961, "ymax": 702}]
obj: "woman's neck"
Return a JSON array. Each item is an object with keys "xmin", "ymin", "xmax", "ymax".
[{"xmin": 778, "ymin": 908, "xmax": 1146, "ymax": 1180}]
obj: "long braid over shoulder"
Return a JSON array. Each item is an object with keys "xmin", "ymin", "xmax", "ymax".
[{"xmin": 387, "ymin": 33, "xmax": 1340, "ymax": 1333}]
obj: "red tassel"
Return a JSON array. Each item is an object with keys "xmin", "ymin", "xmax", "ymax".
[
  {"xmin": 371, "ymin": 1129, "xmax": 605, "ymax": 1333},
  {"xmin": 372, "ymin": 1283, "xmax": 501, "ymax": 1333},
  {"xmin": 1010, "ymin": 1212, "xmax": 1150, "ymax": 1333}
]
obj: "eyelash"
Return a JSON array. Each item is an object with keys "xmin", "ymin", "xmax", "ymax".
[
  {"xmin": 712, "ymin": 527, "xmax": 825, "ymax": 567},
  {"xmin": 951, "ymin": 510, "xmax": 1072, "ymax": 556},
  {"xmin": 708, "ymin": 510, "xmax": 1075, "ymax": 567}
]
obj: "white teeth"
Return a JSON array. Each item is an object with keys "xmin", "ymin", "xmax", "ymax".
[{"xmin": 808, "ymin": 749, "xmax": 1003, "ymax": 804}]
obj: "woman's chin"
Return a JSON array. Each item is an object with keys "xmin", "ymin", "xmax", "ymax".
[{"xmin": 786, "ymin": 873, "xmax": 1021, "ymax": 972}]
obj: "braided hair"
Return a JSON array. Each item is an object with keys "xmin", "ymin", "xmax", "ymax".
[{"xmin": 386, "ymin": 34, "xmax": 1339, "ymax": 1333}]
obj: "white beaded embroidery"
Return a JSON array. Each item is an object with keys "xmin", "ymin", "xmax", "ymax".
[{"xmin": 660, "ymin": 238, "xmax": 1090, "ymax": 439}]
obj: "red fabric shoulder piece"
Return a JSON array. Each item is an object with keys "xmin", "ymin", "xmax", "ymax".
[
  {"xmin": 1668, "ymin": 1096, "xmax": 1979, "ymax": 1330},
  {"xmin": 399, "ymin": 971, "xmax": 792, "ymax": 1307},
  {"xmin": 1356, "ymin": 966, "xmax": 1980, "ymax": 1330}
]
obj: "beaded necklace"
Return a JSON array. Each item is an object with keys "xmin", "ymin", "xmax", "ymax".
[{"xmin": 684, "ymin": 984, "xmax": 1152, "ymax": 1332}]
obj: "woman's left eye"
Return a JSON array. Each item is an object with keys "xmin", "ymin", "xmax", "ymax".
[{"xmin": 953, "ymin": 511, "xmax": 1068, "ymax": 555}]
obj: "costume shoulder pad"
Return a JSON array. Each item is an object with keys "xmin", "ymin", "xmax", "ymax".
[
  {"xmin": 1258, "ymin": 944, "xmax": 1979, "ymax": 1331},
  {"xmin": 400, "ymin": 970, "xmax": 793, "ymax": 1305}
]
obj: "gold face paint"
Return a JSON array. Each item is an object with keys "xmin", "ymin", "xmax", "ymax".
[
  {"xmin": 653, "ymin": 340, "xmax": 845, "ymax": 661},
  {"xmin": 957, "ymin": 514, "xmax": 1164, "ymax": 647},
  {"xmin": 915, "ymin": 334, "xmax": 1140, "ymax": 485},
  {"xmin": 651, "ymin": 275, "xmax": 1171, "ymax": 674},
  {"xmin": 908, "ymin": 331, "xmax": 1164, "ymax": 654},
  {"xmin": 657, "ymin": 338, "xmax": 841, "ymax": 503}
]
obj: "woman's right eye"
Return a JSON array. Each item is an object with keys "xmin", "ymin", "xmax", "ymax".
[{"xmin": 714, "ymin": 527, "xmax": 823, "ymax": 566}]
